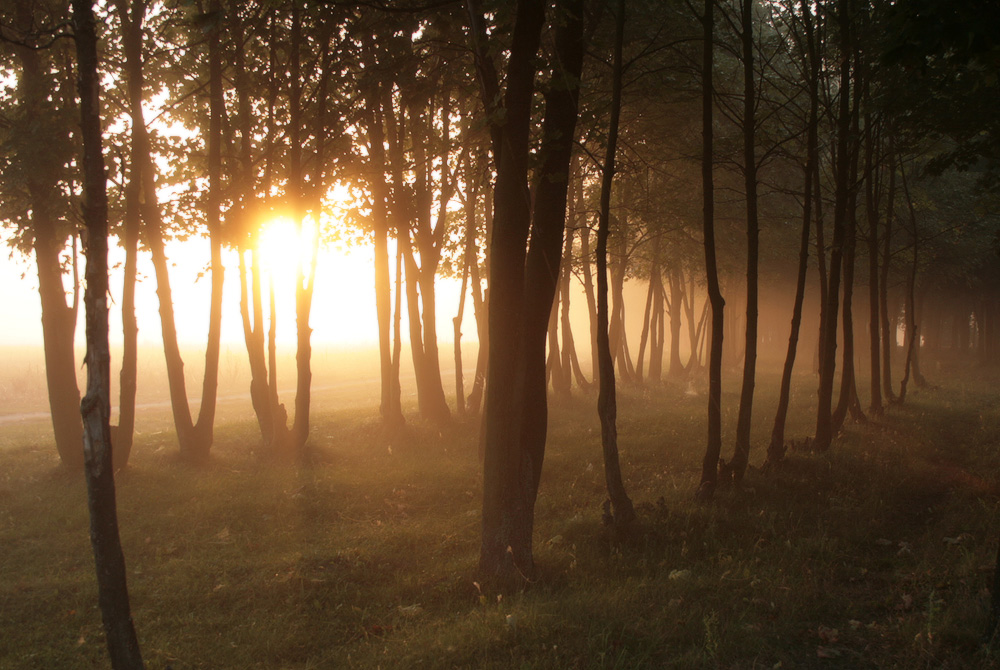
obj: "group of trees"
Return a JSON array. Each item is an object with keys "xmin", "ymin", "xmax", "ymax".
[{"xmin": 1, "ymin": 0, "xmax": 998, "ymax": 664}]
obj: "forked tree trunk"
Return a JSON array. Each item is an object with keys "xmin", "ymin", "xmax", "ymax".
[
  {"xmin": 73, "ymin": 0, "xmax": 145, "ymax": 664},
  {"xmin": 474, "ymin": 0, "xmax": 583, "ymax": 586}
]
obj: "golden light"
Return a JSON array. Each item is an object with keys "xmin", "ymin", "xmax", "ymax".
[{"xmin": 257, "ymin": 214, "xmax": 317, "ymax": 293}]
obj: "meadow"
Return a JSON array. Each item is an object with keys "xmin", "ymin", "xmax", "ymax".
[{"xmin": 2, "ymin": 362, "xmax": 1000, "ymax": 669}]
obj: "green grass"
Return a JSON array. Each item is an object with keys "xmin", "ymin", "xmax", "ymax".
[{"xmin": 3, "ymin": 365, "xmax": 1000, "ymax": 669}]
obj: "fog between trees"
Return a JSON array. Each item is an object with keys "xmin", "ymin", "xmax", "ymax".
[{"xmin": 2, "ymin": 0, "xmax": 999, "ymax": 665}]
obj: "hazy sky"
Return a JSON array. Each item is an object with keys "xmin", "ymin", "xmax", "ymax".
[{"xmin": 0, "ymin": 232, "xmax": 462, "ymax": 350}]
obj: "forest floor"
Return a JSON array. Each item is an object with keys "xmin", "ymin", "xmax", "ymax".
[{"xmin": 2, "ymin": 361, "xmax": 1000, "ymax": 669}]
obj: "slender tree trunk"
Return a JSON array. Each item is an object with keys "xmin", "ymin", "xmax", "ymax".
[
  {"xmin": 363, "ymin": 71, "xmax": 405, "ymax": 429},
  {"xmin": 190, "ymin": 6, "xmax": 226, "ymax": 460},
  {"xmin": 865, "ymin": 117, "xmax": 883, "ymax": 415},
  {"xmin": 74, "ymin": 0, "xmax": 144, "ymax": 663},
  {"xmin": 880, "ymin": 134, "xmax": 898, "ymax": 402},
  {"xmin": 648, "ymin": 269, "xmax": 665, "ymax": 381},
  {"xmin": 729, "ymin": 0, "xmax": 759, "ymax": 485},
  {"xmin": 114, "ymin": 0, "xmax": 147, "ymax": 470},
  {"xmin": 595, "ymin": 0, "xmax": 635, "ymax": 527},
  {"xmin": 813, "ymin": 0, "xmax": 852, "ymax": 453},
  {"xmin": 16, "ymin": 18, "xmax": 83, "ymax": 470},
  {"xmin": 897, "ymin": 160, "xmax": 920, "ymax": 403},
  {"xmin": 697, "ymin": 0, "xmax": 725, "ymax": 500},
  {"xmin": 454, "ymin": 181, "xmax": 478, "ymax": 415},
  {"xmin": 580, "ymin": 224, "xmax": 599, "ymax": 379},
  {"xmin": 766, "ymin": 0, "xmax": 818, "ymax": 466}
]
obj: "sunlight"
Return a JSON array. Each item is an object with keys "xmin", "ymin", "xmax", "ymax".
[{"xmin": 258, "ymin": 215, "xmax": 316, "ymax": 292}]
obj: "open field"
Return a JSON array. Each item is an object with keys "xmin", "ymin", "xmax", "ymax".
[{"xmin": 2, "ymin": 363, "xmax": 1000, "ymax": 669}]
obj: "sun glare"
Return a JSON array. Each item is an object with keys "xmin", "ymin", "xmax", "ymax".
[{"xmin": 257, "ymin": 215, "xmax": 317, "ymax": 290}]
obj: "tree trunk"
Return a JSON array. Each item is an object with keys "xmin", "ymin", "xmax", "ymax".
[
  {"xmin": 595, "ymin": 0, "xmax": 635, "ymax": 528},
  {"xmin": 362, "ymin": 68, "xmax": 405, "ymax": 429},
  {"xmin": 897, "ymin": 160, "xmax": 920, "ymax": 403},
  {"xmin": 474, "ymin": 0, "xmax": 583, "ymax": 586},
  {"xmin": 73, "ymin": 0, "xmax": 145, "ymax": 664},
  {"xmin": 880, "ymin": 132, "xmax": 898, "ymax": 403},
  {"xmin": 766, "ymin": 0, "xmax": 818, "ymax": 467},
  {"xmin": 16, "ymin": 15, "xmax": 83, "ymax": 470},
  {"xmin": 697, "ymin": 0, "xmax": 725, "ymax": 500},
  {"xmin": 865, "ymin": 111, "xmax": 883, "ymax": 416},
  {"xmin": 729, "ymin": 0, "xmax": 759, "ymax": 485},
  {"xmin": 580, "ymin": 224, "xmax": 599, "ymax": 379},
  {"xmin": 113, "ymin": 0, "xmax": 148, "ymax": 470},
  {"xmin": 813, "ymin": 0, "xmax": 852, "ymax": 453}
]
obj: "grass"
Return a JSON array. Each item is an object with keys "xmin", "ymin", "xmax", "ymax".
[{"xmin": 2, "ymin": 363, "xmax": 1000, "ymax": 669}]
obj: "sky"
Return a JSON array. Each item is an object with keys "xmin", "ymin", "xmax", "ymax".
[{"xmin": 0, "ymin": 230, "xmax": 472, "ymax": 351}]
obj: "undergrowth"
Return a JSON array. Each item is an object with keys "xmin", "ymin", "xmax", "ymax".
[{"xmin": 2, "ymin": 367, "xmax": 999, "ymax": 669}]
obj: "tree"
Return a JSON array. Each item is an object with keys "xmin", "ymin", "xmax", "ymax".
[
  {"xmin": 471, "ymin": 0, "xmax": 585, "ymax": 585},
  {"xmin": 594, "ymin": 0, "xmax": 636, "ymax": 528},
  {"xmin": 73, "ymin": 0, "xmax": 144, "ymax": 664},
  {"xmin": 696, "ymin": 0, "xmax": 726, "ymax": 500},
  {"xmin": 1, "ymin": 0, "xmax": 83, "ymax": 470}
]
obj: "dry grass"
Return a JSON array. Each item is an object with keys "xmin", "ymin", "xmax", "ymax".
[{"xmin": 2, "ymin": 363, "xmax": 1000, "ymax": 668}]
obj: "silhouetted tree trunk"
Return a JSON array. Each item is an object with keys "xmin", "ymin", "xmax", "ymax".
[
  {"xmin": 14, "ymin": 7, "xmax": 83, "ymax": 470},
  {"xmin": 833, "ymin": 54, "xmax": 866, "ymax": 431},
  {"xmin": 580, "ymin": 223, "xmax": 599, "ymax": 379},
  {"xmin": 697, "ymin": 0, "xmax": 725, "ymax": 500},
  {"xmin": 474, "ymin": 0, "xmax": 584, "ymax": 585},
  {"xmin": 560, "ymin": 222, "xmax": 589, "ymax": 389},
  {"xmin": 648, "ymin": 268, "xmax": 665, "ymax": 381},
  {"xmin": 595, "ymin": 0, "xmax": 635, "ymax": 527},
  {"xmin": 113, "ymin": 0, "xmax": 150, "ymax": 470},
  {"xmin": 813, "ymin": 0, "xmax": 852, "ymax": 453},
  {"xmin": 73, "ymin": 0, "xmax": 144, "ymax": 664},
  {"xmin": 880, "ymin": 131, "xmax": 898, "ymax": 403},
  {"xmin": 767, "ymin": 0, "xmax": 818, "ymax": 467},
  {"xmin": 865, "ymin": 108, "xmax": 883, "ymax": 416},
  {"xmin": 729, "ymin": 0, "xmax": 759, "ymax": 485},
  {"xmin": 454, "ymin": 168, "xmax": 478, "ymax": 415},
  {"xmin": 362, "ymin": 67, "xmax": 405, "ymax": 429},
  {"xmin": 897, "ymin": 160, "xmax": 920, "ymax": 403},
  {"xmin": 138, "ymin": 4, "xmax": 224, "ymax": 462}
]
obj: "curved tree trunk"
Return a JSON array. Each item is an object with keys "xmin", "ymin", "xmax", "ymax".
[
  {"xmin": 73, "ymin": 0, "xmax": 145, "ymax": 663},
  {"xmin": 697, "ymin": 0, "xmax": 726, "ymax": 500},
  {"xmin": 729, "ymin": 0, "xmax": 758, "ymax": 485},
  {"xmin": 16, "ymin": 18, "xmax": 83, "ymax": 470},
  {"xmin": 767, "ymin": 0, "xmax": 818, "ymax": 467},
  {"xmin": 595, "ymin": 0, "xmax": 635, "ymax": 527},
  {"xmin": 813, "ymin": 0, "xmax": 852, "ymax": 453}
]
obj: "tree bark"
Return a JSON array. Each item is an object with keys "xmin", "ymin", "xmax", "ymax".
[
  {"xmin": 697, "ymin": 0, "xmax": 725, "ymax": 500},
  {"xmin": 595, "ymin": 0, "xmax": 636, "ymax": 527},
  {"xmin": 15, "ymin": 9, "xmax": 83, "ymax": 470},
  {"xmin": 362, "ymin": 70, "xmax": 405, "ymax": 429},
  {"xmin": 766, "ymin": 0, "xmax": 817, "ymax": 467},
  {"xmin": 729, "ymin": 0, "xmax": 759, "ymax": 485},
  {"xmin": 813, "ymin": 0, "xmax": 852, "ymax": 453},
  {"xmin": 74, "ymin": 0, "xmax": 145, "ymax": 664},
  {"xmin": 474, "ymin": 0, "xmax": 583, "ymax": 586}
]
